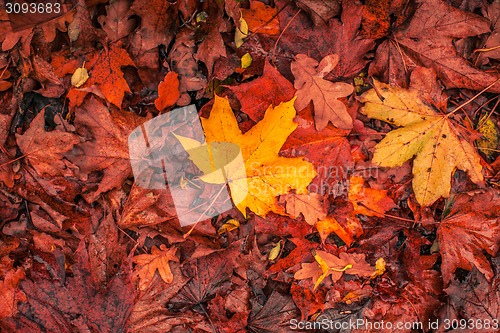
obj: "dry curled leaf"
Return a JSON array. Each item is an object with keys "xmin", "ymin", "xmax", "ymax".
[{"xmin": 71, "ymin": 66, "xmax": 89, "ymax": 88}]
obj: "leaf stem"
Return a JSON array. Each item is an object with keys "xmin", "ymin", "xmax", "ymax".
[{"xmin": 446, "ymin": 78, "xmax": 500, "ymax": 117}]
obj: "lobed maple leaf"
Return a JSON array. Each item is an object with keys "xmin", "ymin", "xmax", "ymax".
[
  {"xmin": 360, "ymin": 80, "xmax": 484, "ymax": 206},
  {"xmin": 277, "ymin": 0, "xmax": 374, "ymax": 79},
  {"xmin": 247, "ymin": 291, "xmax": 299, "ymax": 333},
  {"xmin": 230, "ymin": 59, "xmax": 295, "ymax": 123},
  {"xmin": 4, "ymin": 243, "xmax": 136, "ymax": 332},
  {"xmin": 66, "ymin": 45, "xmax": 135, "ymax": 108},
  {"xmin": 132, "ymin": 244, "xmax": 179, "ymax": 290},
  {"xmin": 294, "ymin": 250, "xmax": 374, "ymax": 290},
  {"xmin": 175, "ymin": 95, "xmax": 316, "ymax": 218},
  {"xmin": 291, "ymin": 54, "xmax": 354, "ymax": 130}
]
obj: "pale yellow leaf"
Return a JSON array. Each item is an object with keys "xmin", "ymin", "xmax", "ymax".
[{"xmin": 360, "ymin": 80, "xmax": 484, "ymax": 206}]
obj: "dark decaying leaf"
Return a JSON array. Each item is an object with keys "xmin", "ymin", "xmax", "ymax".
[{"xmin": 247, "ymin": 290, "xmax": 299, "ymax": 333}]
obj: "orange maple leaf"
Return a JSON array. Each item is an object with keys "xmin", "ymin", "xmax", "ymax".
[
  {"xmin": 132, "ymin": 244, "xmax": 179, "ymax": 290},
  {"xmin": 67, "ymin": 45, "xmax": 135, "ymax": 108}
]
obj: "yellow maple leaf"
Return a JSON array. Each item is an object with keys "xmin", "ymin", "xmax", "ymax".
[
  {"xmin": 175, "ymin": 95, "xmax": 316, "ymax": 217},
  {"xmin": 360, "ymin": 80, "xmax": 484, "ymax": 206},
  {"xmin": 132, "ymin": 244, "xmax": 178, "ymax": 290}
]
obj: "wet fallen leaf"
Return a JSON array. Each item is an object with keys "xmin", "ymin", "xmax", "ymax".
[
  {"xmin": 391, "ymin": 0, "xmax": 500, "ymax": 92},
  {"xmin": 438, "ymin": 191, "xmax": 500, "ymax": 284},
  {"xmin": 66, "ymin": 98, "xmax": 149, "ymax": 202},
  {"xmin": 247, "ymin": 290, "xmax": 299, "ymax": 333},
  {"xmin": 16, "ymin": 109, "xmax": 79, "ymax": 177}
]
